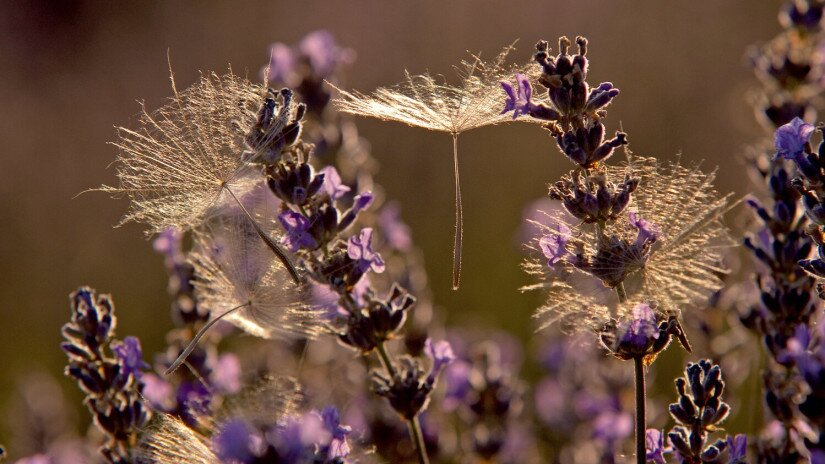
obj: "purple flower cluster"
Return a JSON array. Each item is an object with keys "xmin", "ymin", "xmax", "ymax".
[
  {"xmin": 741, "ymin": 2, "xmax": 825, "ymax": 457},
  {"xmin": 60, "ymin": 288, "xmax": 151, "ymax": 464},
  {"xmin": 646, "ymin": 360, "xmax": 747, "ymax": 464},
  {"xmin": 213, "ymin": 406, "xmax": 353, "ymax": 464},
  {"xmin": 502, "ymin": 36, "xmax": 626, "ymax": 168}
]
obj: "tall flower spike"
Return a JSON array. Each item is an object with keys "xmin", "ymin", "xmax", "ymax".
[
  {"xmin": 102, "ymin": 71, "xmax": 302, "ymax": 283},
  {"xmin": 524, "ymin": 156, "xmax": 734, "ymax": 333},
  {"xmin": 333, "ymin": 43, "xmax": 538, "ymax": 289},
  {"xmin": 165, "ymin": 211, "xmax": 322, "ymax": 375}
]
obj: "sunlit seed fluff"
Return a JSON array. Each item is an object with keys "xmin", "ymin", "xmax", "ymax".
[
  {"xmin": 189, "ymin": 207, "xmax": 322, "ymax": 340},
  {"xmin": 102, "ymin": 71, "xmax": 268, "ymax": 233},
  {"xmin": 524, "ymin": 156, "xmax": 735, "ymax": 333},
  {"xmin": 139, "ymin": 376, "xmax": 303, "ymax": 464},
  {"xmin": 332, "ymin": 43, "xmax": 540, "ymax": 289},
  {"xmin": 138, "ymin": 414, "xmax": 219, "ymax": 464}
]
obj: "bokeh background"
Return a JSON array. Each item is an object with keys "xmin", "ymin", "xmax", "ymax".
[{"xmin": 0, "ymin": 0, "xmax": 783, "ymax": 442}]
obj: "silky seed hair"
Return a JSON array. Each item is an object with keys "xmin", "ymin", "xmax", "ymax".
[
  {"xmin": 139, "ymin": 377, "xmax": 304, "ymax": 464},
  {"xmin": 189, "ymin": 210, "xmax": 322, "ymax": 341},
  {"xmin": 103, "ymin": 71, "xmax": 265, "ymax": 233},
  {"xmin": 332, "ymin": 43, "xmax": 539, "ymax": 289},
  {"xmin": 524, "ymin": 156, "xmax": 735, "ymax": 333},
  {"xmin": 139, "ymin": 414, "xmax": 219, "ymax": 464}
]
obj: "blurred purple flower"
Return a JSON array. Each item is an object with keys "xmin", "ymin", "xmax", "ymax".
[
  {"xmin": 727, "ymin": 434, "xmax": 747, "ymax": 463},
  {"xmin": 265, "ymin": 43, "xmax": 297, "ymax": 85},
  {"xmin": 142, "ymin": 373, "xmax": 174, "ymax": 410},
  {"xmin": 645, "ymin": 429, "xmax": 670, "ymax": 464},
  {"xmin": 776, "ymin": 325, "xmax": 811, "ymax": 364},
  {"xmin": 442, "ymin": 360, "xmax": 472, "ymax": 411},
  {"xmin": 299, "ymin": 30, "xmax": 354, "ymax": 79},
  {"xmin": 377, "ymin": 201, "xmax": 413, "ymax": 251},
  {"xmin": 774, "ymin": 117, "xmax": 814, "ymax": 161},
  {"xmin": 539, "ymin": 223, "xmax": 571, "ymax": 267},
  {"xmin": 534, "ymin": 378, "xmax": 566, "ymax": 425},
  {"xmin": 214, "ymin": 419, "xmax": 258, "ymax": 463},
  {"xmin": 592, "ymin": 410, "xmax": 633, "ymax": 446},
  {"xmin": 319, "ymin": 166, "xmax": 350, "ymax": 200},
  {"xmin": 425, "ymin": 338, "xmax": 455, "ymax": 383},
  {"xmin": 14, "ymin": 455, "xmax": 50, "ymax": 464},
  {"xmin": 278, "ymin": 210, "xmax": 317, "ymax": 252},
  {"xmin": 112, "ymin": 336, "xmax": 149, "ymax": 379},
  {"xmin": 320, "ymin": 406, "xmax": 352, "ymax": 458},
  {"xmin": 347, "ymin": 228, "xmax": 385, "ymax": 273},
  {"xmin": 211, "ymin": 354, "xmax": 242, "ymax": 394},
  {"xmin": 153, "ymin": 227, "xmax": 183, "ymax": 258},
  {"xmin": 501, "ymin": 73, "xmax": 536, "ymax": 119}
]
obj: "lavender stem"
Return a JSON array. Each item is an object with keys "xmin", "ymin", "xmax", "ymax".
[
  {"xmin": 634, "ymin": 356, "xmax": 646, "ymax": 464},
  {"xmin": 409, "ymin": 415, "xmax": 430, "ymax": 464}
]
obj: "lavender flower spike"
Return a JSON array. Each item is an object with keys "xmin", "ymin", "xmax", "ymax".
[
  {"xmin": 538, "ymin": 223, "xmax": 571, "ymax": 267},
  {"xmin": 775, "ymin": 117, "xmax": 814, "ymax": 161},
  {"xmin": 348, "ymin": 228, "xmax": 385, "ymax": 273}
]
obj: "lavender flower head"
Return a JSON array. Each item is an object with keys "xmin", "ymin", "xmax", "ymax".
[
  {"xmin": 524, "ymin": 157, "xmax": 733, "ymax": 335},
  {"xmin": 500, "ymin": 73, "xmax": 539, "ymax": 120},
  {"xmin": 775, "ymin": 116, "xmax": 815, "ymax": 161},
  {"xmin": 538, "ymin": 222, "xmax": 571, "ymax": 267},
  {"xmin": 348, "ymin": 228, "xmax": 386, "ymax": 274}
]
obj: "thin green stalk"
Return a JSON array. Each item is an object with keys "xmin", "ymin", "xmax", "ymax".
[
  {"xmin": 374, "ymin": 341, "xmax": 429, "ymax": 464},
  {"xmin": 408, "ymin": 415, "xmax": 429, "ymax": 464},
  {"xmin": 616, "ymin": 282, "xmax": 628, "ymax": 303}
]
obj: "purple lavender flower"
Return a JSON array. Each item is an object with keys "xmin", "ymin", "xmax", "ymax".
[
  {"xmin": 266, "ymin": 43, "xmax": 297, "ymax": 85},
  {"xmin": 628, "ymin": 211, "xmax": 660, "ymax": 248},
  {"xmin": 210, "ymin": 353, "xmax": 242, "ymax": 394},
  {"xmin": 299, "ymin": 30, "xmax": 354, "ymax": 79},
  {"xmin": 352, "ymin": 191, "xmax": 374, "ymax": 213},
  {"xmin": 319, "ymin": 166, "xmax": 351, "ymax": 200},
  {"xmin": 442, "ymin": 360, "xmax": 472, "ymax": 411},
  {"xmin": 500, "ymin": 73, "xmax": 536, "ymax": 119},
  {"xmin": 111, "ymin": 336, "xmax": 149, "ymax": 379},
  {"xmin": 141, "ymin": 373, "xmax": 175, "ymax": 410},
  {"xmin": 619, "ymin": 303, "xmax": 660, "ymax": 349},
  {"xmin": 320, "ymin": 406, "xmax": 352, "ymax": 458},
  {"xmin": 278, "ymin": 210, "xmax": 318, "ymax": 252},
  {"xmin": 214, "ymin": 419, "xmax": 258, "ymax": 463},
  {"xmin": 727, "ymin": 434, "xmax": 747, "ymax": 463},
  {"xmin": 347, "ymin": 228, "xmax": 385, "ymax": 273},
  {"xmin": 538, "ymin": 223, "xmax": 571, "ymax": 267},
  {"xmin": 425, "ymin": 338, "xmax": 455, "ymax": 383},
  {"xmin": 645, "ymin": 429, "xmax": 671, "ymax": 464},
  {"xmin": 592, "ymin": 410, "xmax": 633, "ymax": 448},
  {"xmin": 775, "ymin": 117, "xmax": 814, "ymax": 161}
]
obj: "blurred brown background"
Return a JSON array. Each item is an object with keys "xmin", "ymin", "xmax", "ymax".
[{"xmin": 0, "ymin": 0, "xmax": 781, "ymax": 438}]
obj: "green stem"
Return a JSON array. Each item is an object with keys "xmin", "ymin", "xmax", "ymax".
[
  {"xmin": 634, "ymin": 357, "xmax": 647, "ymax": 464},
  {"xmin": 374, "ymin": 342, "xmax": 429, "ymax": 464},
  {"xmin": 408, "ymin": 415, "xmax": 429, "ymax": 464},
  {"xmin": 616, "ymin": 282, "xmax": 628, "ymax": 303},
  {"xmin": 375, "ymin": 341, "xmax": 397, "ymax": 378}
]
